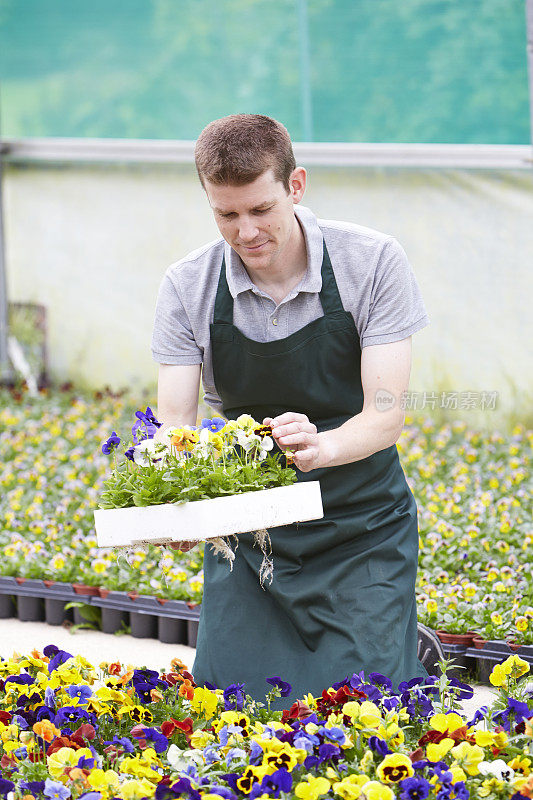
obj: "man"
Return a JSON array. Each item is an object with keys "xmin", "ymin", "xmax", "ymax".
[{"xmin": 151, "ymin": 114, "xmax": 440, "ymax": 702}]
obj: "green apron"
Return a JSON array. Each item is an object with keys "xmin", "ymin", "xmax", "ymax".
[{"xmin": 192, "ymin": 239, "xmax": 428, "ymax": 702}]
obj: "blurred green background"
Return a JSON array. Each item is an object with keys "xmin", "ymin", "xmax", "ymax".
[{"xmin": 0, "ymin": 0, "xmax": 529, "ymax": 143}]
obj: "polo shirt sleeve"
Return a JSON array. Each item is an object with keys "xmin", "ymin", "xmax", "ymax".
[
  {"xmin": 151, "ymin": 272, "xmax": 203, "ymax": 365},
  {"xmin": 361, "ymin": 237, "xmax": 430, "ymax": 347}
]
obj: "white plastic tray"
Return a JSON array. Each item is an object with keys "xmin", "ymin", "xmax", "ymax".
[{"xmin": 94, "ymin": 481, "xmax": 324, "ymax": 547}]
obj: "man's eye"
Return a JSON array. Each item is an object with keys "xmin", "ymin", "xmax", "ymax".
[{"xmin": 254, "ymin": 208, "xmax": 271, "ymax": 214}]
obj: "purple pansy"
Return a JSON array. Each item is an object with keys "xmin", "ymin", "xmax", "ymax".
[
  {"xmin": 266, "ymin": 676, "xmax": 292, "ymax": 697},
  {"xmin": 493, "ymin": 698, "xmax": 533, "ymax": 732},
  {"xmin": 399, "ymin": 776, "xmax": 431, "ymax": 800},
  {"xmin": 101, "ymin": 432, "xmax": 120, "ymax": 454},
  {"xmin": 201, "ymin": 417, "xmax": 226, "ymax": 432},
  {"xmin": 44, "ymin": 779, "xmax": 71, "ymax": 800},
  {"xmin": 132, "ymin": 406, "xmax": 161, "ymax": 444},
  {"xmin": 223, "ymin": 683, "xmax": 246, "ymax": 711}
]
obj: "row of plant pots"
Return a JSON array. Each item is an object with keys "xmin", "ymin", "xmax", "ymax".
[
  {"xmin": 0, "ymin": 577, "xmax": 200, "ymax": 647},
  {"xmin": 435, "ymin": 629, "xmax": 533, "ymax": 651},
  {"xmin": 2, "ymin": 578, "xmax": 531, "ymax": 682},
  {"xmin": 438, "ymin": 632, "xmax": 533, "ymax": 684}
]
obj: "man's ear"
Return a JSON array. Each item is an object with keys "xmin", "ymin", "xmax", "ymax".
[{"xmin": 289, "ymin": 167, "xmax": 307, "ymax": 204}]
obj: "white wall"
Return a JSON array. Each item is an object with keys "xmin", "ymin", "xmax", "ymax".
[{"xmin": 4, "ymin": 162, "xmax": 532, "ymax": 423}]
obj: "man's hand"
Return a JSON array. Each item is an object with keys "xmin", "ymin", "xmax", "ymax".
[
  {"xmin": 263, "ymin": 412, "xmax": 334, "ymax": 472},
  {"xmin": 155, "ymin": 541, "xmax": 198, "ymax": 552}
]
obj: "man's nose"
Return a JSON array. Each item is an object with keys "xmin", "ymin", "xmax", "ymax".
[{"xmin": 237, "ymin": 217, "xmax": 260, "ymax": 242}]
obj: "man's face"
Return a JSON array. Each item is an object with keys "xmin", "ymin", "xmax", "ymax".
[{"xmin": 204, "ymin": 168, "xmax": 306, "ymax": 272}]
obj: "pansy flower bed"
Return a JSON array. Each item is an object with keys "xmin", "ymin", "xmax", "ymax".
[
  {"xmin": 0, "ymin": 387, "xmax": 531, "ymax": 645},
  {"xmin": 0, "ymin": 647, "xmax": 532, "ymax": 800}
]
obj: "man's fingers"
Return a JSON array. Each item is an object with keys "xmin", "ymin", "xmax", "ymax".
[
  {"xmin": 155, "ymin": 541, "xmax": 197, "ymax": 552},
  {"xmin": 269, "ymin": 412, "xmax": 309, "ymax": 427},
  {"xmin": 276, "ymin": 431, "xmax": 316, "ymax": 447}
]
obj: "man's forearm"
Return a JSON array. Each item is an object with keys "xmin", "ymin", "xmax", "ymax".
[{"xmin": 319, "ymin": 407, "xmax": 405, "ymax": 469}]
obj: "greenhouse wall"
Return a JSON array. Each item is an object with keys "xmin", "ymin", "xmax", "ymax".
[{"xmin": 4, "ymin": 160, "xmax": 532, "ymax": 421}]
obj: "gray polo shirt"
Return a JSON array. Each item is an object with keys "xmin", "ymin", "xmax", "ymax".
[{"xmin": 151, "ymin": 204, "xmax": 429, "ymax": 414}]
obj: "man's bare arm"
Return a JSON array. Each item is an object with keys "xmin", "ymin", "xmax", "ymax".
[
  {"xmin": 321, "ymin": 337, "xmax": 411, "ymax": 466},
  {"xmin": 266, "ymin": 338, "xmax": 412, "ymax": 470},
  {"xmin": 154, "ymin": 363, "xmax": 202, "ymax": 444}
]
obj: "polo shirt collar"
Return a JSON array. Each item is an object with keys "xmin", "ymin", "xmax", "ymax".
[{"xmin": 224, "ymin": 204, "xmax": 324, "ymax": 299}]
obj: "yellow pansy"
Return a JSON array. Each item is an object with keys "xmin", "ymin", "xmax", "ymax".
[
  {"xmin": 450, "ymin": 741, "xmax": 484, "ymax": 775},
  {"xmin": 508, "ymin": 756, "xmax": 531, "ymax": 776},
  {"xmin": 191, "ymin": 686, "xmax": 218, "ymax": 718},
  {"xmin": 360, "ymin": 750, "xmax": 374, "ymax": 772},
  {"xmin": 477, "ymin": 777, "xmax": 503, "ymax": 797},
  {"xmin": 236, "ymin": 765, "xmax": 270, "ymax": 794},
  {"xmin": 88, "ymin": 769, "xmax": 120, "ymax": 795},
  {"xmin": 489, "ymin": 663, "xmax": 510, "ymax": 687},
  {"xmin": 295, "ymin": 776, "xmax": 331, "ymax": 800},
  {"xmin": 426, "ymin": 738, "xmax": 455, "ymax": 762},
  {"xmin": 202, "ymin": 795, "xmax": 228, "ymax": 800},
  {"xmin": 332, "ymin": 774, "xmax": 369, "ymax": 799},
  {"xmin": 357, "ymin": 701, "xmax": 383, "ymax": 729},
  {"xmin": 120, "ymin": 752, "xmax": 161, "ymax": 782},
  {"xmin": 376, "ymin": 753, "xmax": 414, "ymax": 783},
  {"xmin": 2, "ymin": 741, "xmax": 20, "ymax": 754},
  {"xmin": 376, "ymin": 720, "xmax": 404, "ymax": 746},
  {"xmin": 47, "ymin": 746, "xmax": 93, "ymax": 782},
  {"xmin": 474, "ymin": 730, "xmax": 498, "ymax": 747},
  {"xmin": 448, "ymin": 766, "xmax": 467, "ymax": 783},
  {"xmin": 359, "ymin": 781, "xmax": 394, "ymax": 800},
  {"xmin": 502, "ymin": 654, "xmax": 530, "ymax": 678},
  {"xmin": 325, "ymin": 713, "xmax": 345, "ymax": 728},
  {"xmin": 429, "ymin": 712, "xmax": 465, "ymax": 733},
  {"xmin": 96, "ymin": 685, "xmax": 131, "ymax": 704},
  {"xmin": 190, "ymin": 729, "xmax": 215, "ymax": 749},
  {"xmin": 262, "ymin": 739, "xmax": 299, "ymax": 773},
  {"xmin": 117, "ymin": 778, "xmax": 157, "ymax": 799}
]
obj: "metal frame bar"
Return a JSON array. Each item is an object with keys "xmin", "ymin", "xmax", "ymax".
[{"xmin": 1, "ymin": 137, "xmax": 531, "ymax": 169}]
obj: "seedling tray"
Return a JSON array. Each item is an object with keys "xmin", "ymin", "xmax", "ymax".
[{"xmin": 94, "ymin": 481, "xmax": 324, "ymax": 547}]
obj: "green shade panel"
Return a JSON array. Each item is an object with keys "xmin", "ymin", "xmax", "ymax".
[{"xmin": 0, "ymin": 0, "xmax": 529, "ymax": 143}]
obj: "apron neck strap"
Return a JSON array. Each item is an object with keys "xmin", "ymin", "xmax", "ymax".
[
  {"xmin": 213, "ymin": 239, "xmax": 344, "ymax": 325},
  {"xmin": 213, "ymin": 254, "xmax": 234, "ymax": 325},
  {"xmin": 318, "ymin": 240, "xmax": 344, "ymax": 314}
]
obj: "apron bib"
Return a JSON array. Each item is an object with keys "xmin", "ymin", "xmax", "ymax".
[{"xmin": 192, "ymin": 240, "xmax": 428, "ymax": 702}]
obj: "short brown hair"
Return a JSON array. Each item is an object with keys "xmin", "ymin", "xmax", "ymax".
[{"xmin": 194, "ymin": 114, "xmax": 296, "ymax": 192}]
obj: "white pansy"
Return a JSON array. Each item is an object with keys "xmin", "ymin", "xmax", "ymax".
[
  {"xmin": 478, "ymin": 760, "xmax": 515, "ymax": 781},
  {"xmin": 234, "ymin": 429, "xmax": 274, "ymax": 460},
  {"xmin": 132, "ymin": 438, "xmax": 165, "ymax": 468},
  {"xmin": 166, "ymin": 743, "xmax": 204, "ymax": 771}
]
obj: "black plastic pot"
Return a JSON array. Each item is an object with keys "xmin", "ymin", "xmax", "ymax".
[
  {"xmin": 73, "ymin": 604, "xmax": 94, "ymax": 626},
  {"xmin": 158, "ymin": 616, "xmax": 187, "ymax": 644},
  {"xmin": 101, "ymin": 607, "xmax": 129, "ymax": 634},
  {"xmin": 42, "ymin": 582, "xmax": 76, "ymax": 626},
  {"xmin": 130, "ymin": 611, "xmax": 158, "ymax": 639},
  {"xmin": 17, "ymin": 595, "xmax": 44, "ymax": 622},
  {"xmin": 14, "ymin": 578, "xmax": 47, "ymax": 621},
  {"xmin": 44, "ymin": 598, "xmax": 73, "ymax": 625},
  {"xmin": 0, "ymin": 594, "xmax": 15, "ymax": 618}
]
